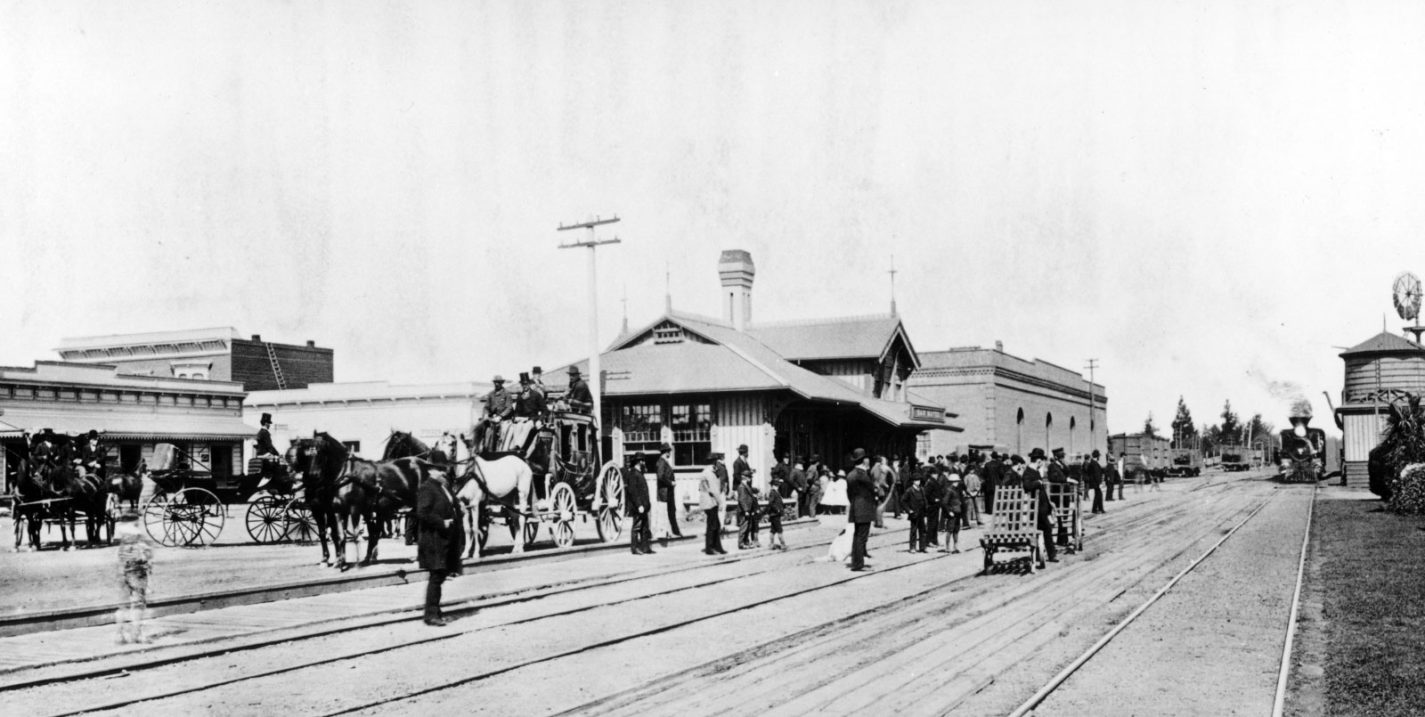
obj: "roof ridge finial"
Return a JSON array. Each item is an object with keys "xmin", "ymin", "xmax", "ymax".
[{"xmin": 888, "ymin": 251, "xmax": 898, "ymax": 317}]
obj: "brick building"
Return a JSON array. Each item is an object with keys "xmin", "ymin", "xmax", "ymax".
[
  {"xmin": 55, "ymin": 327, "xmax": 333, "ymax": 391},
  {"xmin": 907, "ymin": 344, "xmax": 1107, "ymax": 459}
]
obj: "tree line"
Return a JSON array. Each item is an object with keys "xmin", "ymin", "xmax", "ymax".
[{"xmin": 1140, "ymin": 397, "xmax": 1280, "ymax": 455}]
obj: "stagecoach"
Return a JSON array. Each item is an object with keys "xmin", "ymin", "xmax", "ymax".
[{"xmin": 467, "ymin": 409, "xmax": 626, "ymax": 554}]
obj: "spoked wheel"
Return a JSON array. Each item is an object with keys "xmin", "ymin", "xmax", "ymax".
[
  {"xmin": 283, "ymin": 499, "xmax": 317, "ymax": 544},
  {"xmin": 160, "ymin": 488, "xmax": 225, "ymax": 547},
  {"xmin": 245, "ymin": 493, "xmax": 286, "ymax": 544},
  {"xmin": 550, "ymin": 482, "xmax": 577, "ymax": 548},
  {"xmin": 594, "ymin": 463, "xmax": 624, "ymax": 543},
  {"xmin": 142, "ymin": 492, "xmax": 176, "ymax": 547}
]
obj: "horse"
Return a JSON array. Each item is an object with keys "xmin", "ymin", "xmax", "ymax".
[
  {"xmin": 26, "ymin": 433, "xmax": 83, "ymax": 550},
  {"xmin": 284, "ymin": 436, "xmax": 345, "ymax": 567},
  {"xmin": 455, "ymin": 433, "xmax": 535, "ymax": 559},
  {"xmin": 306, "ymin": 431, "xmax": 429, "ymax": 569}
]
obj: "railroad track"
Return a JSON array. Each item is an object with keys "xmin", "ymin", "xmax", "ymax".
[{"xmin": 7, "ymin": 473, "xmax": 1281, "ymax": 716}]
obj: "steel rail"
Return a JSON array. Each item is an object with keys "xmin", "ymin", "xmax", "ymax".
[
  {"xmin": 36, "ymin": 527, "xmax": 925, "ymax": 717},
  {"xmin": 1006, "ymin": 490, "xmax": 1280, "ymax": 717},
  {"xmin": 1272, "ymin": 481, "xmax": 1317, "ymax": 717}
]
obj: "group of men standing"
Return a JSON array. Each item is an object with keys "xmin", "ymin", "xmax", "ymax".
[{"xmin": 473, "ymin": 366, "xmax": 593, "ymax": 454}]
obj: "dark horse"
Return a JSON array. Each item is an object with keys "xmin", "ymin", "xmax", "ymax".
[
  {"xmin": 305, "ymin": 431, "xmax": 436, "ymax": 569},
  {"xmin": 20, "ymin": 432, "xmax": 110, "ymax": 550}
]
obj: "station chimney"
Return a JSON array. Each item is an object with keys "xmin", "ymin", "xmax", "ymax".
[{"xmin": 718, "ymin": 250, "xmax": 755, "ymax": 331}]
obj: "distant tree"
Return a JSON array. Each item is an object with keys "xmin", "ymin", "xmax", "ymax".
[
  {"xmin": 1219, "ymin": 401, "xmax": 1242, "ymax": 444},
  {"xmin": 1144, "ymin": 412, "xmax": 1159, "ymax": 438},
  {"xmin": 1171, "ymin": 397, "xmax": 1198, "ymax": 448}
]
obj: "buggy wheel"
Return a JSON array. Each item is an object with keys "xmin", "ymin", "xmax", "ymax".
[
  {"xmin": 166, "ymin": 488, "xmax": 225, "ymax": 547},
  {"xmin": 142, "ymin": 493, "xmax": 180, "ymax": 547},
  {"xmin": 283, "ymin": 500, "xmax": 317, "ymax": 544},
  {"xmin": 245, "ymin": 494, "xmax": 286, "ymax": 544},
  {"xmin": 594, "ymin": 463, "xmax": 624, "ymax": 542},
  {"xmin": 550, "ymin": 482, "xmax": 577, "ymax": 549}
]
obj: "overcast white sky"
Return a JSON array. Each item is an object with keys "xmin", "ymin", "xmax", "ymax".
[{"xmin": 3, "ymin": 1, "xmax": 1424, "ymax": 435}]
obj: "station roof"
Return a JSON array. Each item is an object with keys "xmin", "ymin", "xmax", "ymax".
[
  {"xmin": 0, "ymin": 413, "xmax": 254, "ymax": 441},
  {"xmin": 745, "ymin": 314, "xmax": 917, "ymax": 367},
  {"xmin": 565, "ymin": 312, "xmax": 953, "ymax": 431}
]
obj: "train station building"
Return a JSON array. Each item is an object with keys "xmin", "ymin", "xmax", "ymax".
[
  {"xmin": 563, "ymin": 250, "xmax": 959, "ymax": 489},
  {"xmin": 0, "ymin": 361, "xmax": 250, "ymax": 494},
  {"xmin": 907, "ymin": 344, "xmax": 1107, "ymax": 459}
]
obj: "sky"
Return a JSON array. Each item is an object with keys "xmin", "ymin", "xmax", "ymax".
[{"xmin": 3, "ymin": 1, "xmax": 1424, "ymax": 436}]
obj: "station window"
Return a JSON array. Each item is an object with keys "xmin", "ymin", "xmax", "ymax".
[
  {"xmin": 670, "ymin": 403, "xmax": 713, "ymax": 466},
  {"xmin": 619, "ymin": 404, "xmax": 664, "ymax": 455}
]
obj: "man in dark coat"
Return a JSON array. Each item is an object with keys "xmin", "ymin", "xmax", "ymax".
[
  {"xmin": 416, "ymin": 470, "xmax": 463, "ymax": 626},
  {"xmin": 566, "ymin": 367, "xmax": 593, "ymax": 414},
  {"xmin": 474, "ymin": 376, "xmax": 514, "ymax": 452},
  {"xmin": 77, "ymin": 430, "xmax": 106, "ymax": 478},
  {"xmin": 254, "ymin": 413, "xmax": 282, "ymax": 484},
  {"xmin": 790, "ymin": 457, "xmax": 810, "ymax": 518},
  {"xmin": 1024, "ymin": 448, "xmax": 1058, "ymax": 565},
  {"xmin": 846, "ymin": 448, "xmax": 878, "ymax": 571},
  {"xmin": 655, "ymin": 443, "xmax": 682, "ymax": 540},
  {"xmin": 982, "ymin": 452, "xmax": 1002, "ymax": 515},
  {"xmin": 1086, "ymin": 450, "xmax": 1105, "ymax": 514},
  {"xmin": 733, "ymin": 444, "xmax": 754, "ymax": 491},
  {"xmin": 923, "ymin": 461, "xmax": 944, "ymax": 550},
  {"xmin": 904, "ymin": 468, "xmax": 928, "ymax": 553},
  {"xmin": 625, "ymin": 456, "xmax": 653, "ymax": 554},
  {"xmin": 1048, "ymin": 447, "xmax": 1071, "ymax": 546},
  {"xmin": 515, "ymin": 372, "xmax": 547, "ymax": 420}
]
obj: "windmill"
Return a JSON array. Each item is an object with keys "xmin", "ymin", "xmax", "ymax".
[{"xmin": 1394, "ymin": 272, "xmax": 1424, "ymax": 344}]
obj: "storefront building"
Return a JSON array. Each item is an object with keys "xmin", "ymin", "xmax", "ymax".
[{"xmin": 0, "ymin": 362, "xmax": 249, "ymax": 494}]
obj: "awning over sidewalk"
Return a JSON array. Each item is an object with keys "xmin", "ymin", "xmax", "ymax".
[{"xmin": 0, "ymin": 414, "xmax": 252, "ymax": 442}]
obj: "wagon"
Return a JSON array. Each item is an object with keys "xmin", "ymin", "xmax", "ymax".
[{"xmin": 470, "ymin": 410, "xmax": 625, "ymax": 553}]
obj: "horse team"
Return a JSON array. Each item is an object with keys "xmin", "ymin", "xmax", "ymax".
[{"xmin": 10, "ymin": 430, "xmax": 142, "ymax": 551}]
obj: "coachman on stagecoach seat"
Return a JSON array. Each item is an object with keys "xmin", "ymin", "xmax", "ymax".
[
  {"xmin": 566, "ymin": 366, "xmax": 593, "ymax": 414},
  {"xmin": 474, "ymin": 375, "xmax": 515, "ymax": 453}
]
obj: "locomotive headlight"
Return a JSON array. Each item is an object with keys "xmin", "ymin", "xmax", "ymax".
[{"xmin": 1294, "ymin": 425, "xmax": 1307, "ymax": 438}]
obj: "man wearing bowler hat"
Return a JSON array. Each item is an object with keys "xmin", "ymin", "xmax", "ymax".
[
  {"xmin": 566, "ymin": 366, "xmax": 593, "ymax": 414},
  {"xmin": 846, "ymin": 448, "xmax": 877, "ymax": 571},
  {"xmin": 474, "ymin": 375, "xmax": 514, "ymax": 453}
]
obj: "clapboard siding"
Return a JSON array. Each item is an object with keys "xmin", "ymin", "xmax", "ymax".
[
  {"xmin": 1343, "ymin": 413, "xmax": 1385, "ymax": 462},
  {"xmin": 714, "ymin": 394, "xmax": 773, "ymax": 491}
]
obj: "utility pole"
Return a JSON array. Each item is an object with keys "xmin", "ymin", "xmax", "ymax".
[
  {"xmin": 1085, "ymin": 358, "xmax": 1099, "ymax": 452},
  {"xmin": 558, "ymin": 215, "xmax": 621, "ymax": 430}
]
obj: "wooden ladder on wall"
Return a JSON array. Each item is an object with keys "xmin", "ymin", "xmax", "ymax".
[{"xmin": 265, "ymin": 342, "xmax": 289, "ymax": 390}]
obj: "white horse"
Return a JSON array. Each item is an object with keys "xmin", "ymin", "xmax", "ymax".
[{"xmin": 455, "ymin": 454, "xmax": 534, "ymax": 559}]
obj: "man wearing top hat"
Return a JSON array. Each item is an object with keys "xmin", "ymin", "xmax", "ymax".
[
  {"xmin": 514, "ymin": 372, "xmax": 547, "ymax": 420},
  {"xmin": 625, "ymin": 450, "xmax": 654, "ymax": 555},
  {"xmin": 474, "ymin": 375, "xmax": 514, "ymax": 453},
  {"xmin": 566, "ymin": 366, "xmax": 593, "ymax": 414},
  {"xmin": 254, "ymin": 413, "xmax": 282, "ymax": 482},
  {"xmin": 846, "ymin": 448, "xmax": 877, "ymax": 571},
  {"xmin": 76, "ymin": 430, "xmax": 106, "ymax": 478}
]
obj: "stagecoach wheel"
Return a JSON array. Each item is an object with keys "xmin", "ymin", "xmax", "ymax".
[
  {"xmin": 550, "ymin": 482, "xmax": 577, "ymax": 549},
  {"xmin": 245, "ymin": 494, "xmax": 286, "ymax": 544},
  {"xmin": 283, "ymin": 500, "xmax": 317, "ymax": 544},
  {"xmin": 168, "ymin": 488, "xmax": 225, "ymax": 547},
  {"xmin": 594, "ymin": 464, "xmax": 624, "ymax": 543},
  {"xmin": 143, "ymin": 493, "xmax": 182, "ymax": 547}
]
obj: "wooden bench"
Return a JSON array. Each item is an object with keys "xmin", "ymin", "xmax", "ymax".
[{"xmin": 980, "ymin": 486, "xmax": 1043, "ymax": 573}]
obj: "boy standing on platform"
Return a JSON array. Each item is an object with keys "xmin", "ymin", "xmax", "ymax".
[
  {"xmin": 737, "ymin": 476, "xmax": 760, "ymax": 549},
  {"xmin": 766, "ymin": 469, "xmax": 787, "ymax": 551}
]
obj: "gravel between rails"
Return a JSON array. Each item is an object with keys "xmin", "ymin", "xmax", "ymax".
[{"xmin": 1031, "ymin": 483, "xmax": 1315, "ymax": 716}]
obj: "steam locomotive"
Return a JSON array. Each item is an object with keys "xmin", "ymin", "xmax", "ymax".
[{"xmin": 1279, "ymin": 401, "xmax": 1326, "ymax": 483}]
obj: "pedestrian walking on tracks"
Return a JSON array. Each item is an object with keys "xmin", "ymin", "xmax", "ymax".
[
  {"xmin": 114, "ymin": 511, "xmax": 153, "ymax": 644},
  {"xmin": 626, "ymin": 456, "xmax": 654, "ymax": 555},
  {"xmin": 699, "ymin": 452, "xmax": 727, "ymax": 554},
  {"xmin": 846, "ymin": 448, "xmax": 876, "ymax": 571},
  {"xmin": 416, "ymin": 469, "xmax": 463, "ymax": 627}
]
